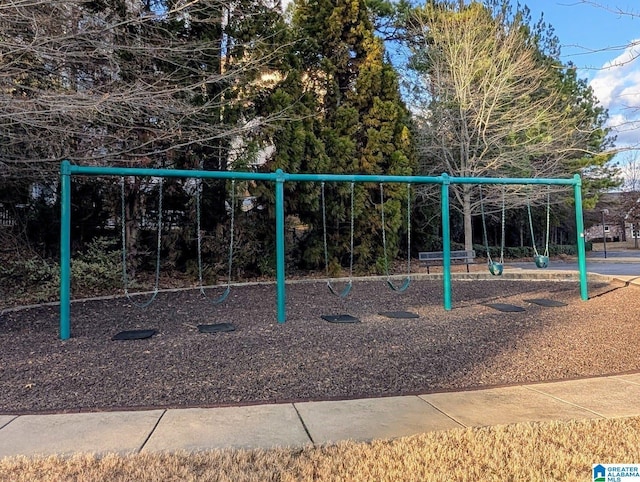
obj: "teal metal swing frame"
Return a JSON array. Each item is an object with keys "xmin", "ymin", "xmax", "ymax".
[{"xmin": 59, "ymin": 160, "xmax": 589, "ymax": 340}]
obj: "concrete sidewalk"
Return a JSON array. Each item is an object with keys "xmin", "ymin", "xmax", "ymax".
[{"xmin": 1, "ymin": 373, "xmax": 639, "ymax": 458}]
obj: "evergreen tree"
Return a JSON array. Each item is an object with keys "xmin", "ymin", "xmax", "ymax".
[{"xmin": 275, "ymin": 0, "xmax": 416, "ymax": 272}]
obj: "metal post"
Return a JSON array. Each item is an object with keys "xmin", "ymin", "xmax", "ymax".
[
  {"xmin": 574, "ymin": 175, "xmax": 588, "ymax": 301},
  {"xmin": 60, "ymin": 160, "xmax": 72, "ymax": 340},
  {"xmin": 441, "ymin": 174, "xmax": 452, "ymax": 310},
  {"xmin": 275, "ymin": 169, "xmax": 286, "ymax": 323}
]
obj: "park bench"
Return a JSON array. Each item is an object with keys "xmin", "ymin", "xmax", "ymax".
[{"xmin": 419, "ymin": 249, "xmax": 476, "ymax": 274}]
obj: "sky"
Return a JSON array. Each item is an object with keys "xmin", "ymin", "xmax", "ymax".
[{"xmin": 524, "ymin": 1, "xmax": 640, "ymax": 161}]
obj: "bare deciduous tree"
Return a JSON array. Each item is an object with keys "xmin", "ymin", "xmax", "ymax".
[
  {"xmin": 404, "ymin": 2, "xmax": 613, "ymax": 250},
  {"xmin": 0, "ymin": 0, "xmax": 291, "ymax": 181},
  {"xmin": 0, "ymin": 0, "xmax": 297, "ymax": 269}
]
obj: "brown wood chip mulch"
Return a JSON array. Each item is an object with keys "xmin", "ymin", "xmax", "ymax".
[{"xmin": 1, "ymin": 279, "xmax": 638, "ymax": 414}]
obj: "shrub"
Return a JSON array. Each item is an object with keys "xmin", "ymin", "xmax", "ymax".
[
  {"xmin": 473, "ymin": 244, "xmax": 586, "ymax": 259},
  {"xmin": 0, "ymin": 255, "xmax": 59, "ymax": 303},
  {"xmin": 0, "ymin": 237, "xmax": 123, "ymax": 305},
  {"xmin": 71, "ymin": 237, "xmax": 121, "ymax": 295}
]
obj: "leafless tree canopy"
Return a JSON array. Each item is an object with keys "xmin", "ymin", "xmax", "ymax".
[
  {"xmin": 404, "ymin": 3, "xmax": 612, "ymax": 249},
  {"xmin": 0, "ymin": 0, "xmax": 290, "ymax": 180}
]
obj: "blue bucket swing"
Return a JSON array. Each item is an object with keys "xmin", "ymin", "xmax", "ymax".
[
  {"xmin": 527, "ymin": 187, "xmax": 551, "ymax": 269},
  {"xmin": 479, "ymin": 185, "xmax": 505, "ymax": 276}
]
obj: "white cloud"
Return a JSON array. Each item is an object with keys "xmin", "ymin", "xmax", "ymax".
[{"xmin": 589, "ymin": 41, "xmax": 640, "ymax": 149}]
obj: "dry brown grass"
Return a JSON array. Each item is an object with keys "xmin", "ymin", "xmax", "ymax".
[{"xmin": 1, "ymin": 417, "xmax": 639, "ymax": 481}]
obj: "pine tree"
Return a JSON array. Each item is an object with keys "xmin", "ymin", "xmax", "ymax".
[{"xmin": 281, "ymin": 0, "xmax": 415, "ymax": 273}]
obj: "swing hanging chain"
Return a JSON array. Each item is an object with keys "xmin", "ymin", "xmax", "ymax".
[
  {"xmin": 321, "ymin": 182, "xmax": 330, "ymax": 279},
  {"xmin": 527, "ymin": 187, "xmax": 552, "ymax": 259},
  {"xmin": 526, "ymin": 194, "xmax": 540, "ymax": 258},
  {"xmin": 153, "ymin": 178, "xmax": 163, "ymax": 295},
  {"xmin": 500, "ymin": 186, "xmax": 505, "ymax": 264},
  {"xmin": 406, "ymin": 184, "xmax": 411, "ymax": 275},
  {"xmin": 228, "ymin": 181, "xmax": 236, "ymax": 282},
  {"xmin": 196, "ymin": 179, "xmax": 203, "ymax": 288},
  {"xmin": 349, "ymin": 182, "xmax": 354, "ymax": 280},
  {"xmin": 479, "ymin": 185, "xmax": 493, "ymax": 265},
  {"xmin": 120, "ymin": 176, "xmax": 163, "ymax": 308},
  {"xmin": 380, "ymin": 183, "xmax": 388, "ymax": 276},
  {"xmin": 321, "ymin": 182, "xmax": 354, "ymax": 297},
  {"xmin": 196, "ymin": 178, "xmax": 235, "ymax": 303},
  {"xmin": 380, "ymin": 183, "xmax": 411, "ymax": 292},
  {"xmin": 544, "ymin": 186, "xmax": 550, "ymax": 257}
]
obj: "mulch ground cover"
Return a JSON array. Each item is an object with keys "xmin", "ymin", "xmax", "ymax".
[{"xmin": 1, "ymin": 278, "xmax": 639, "ymax": 414}]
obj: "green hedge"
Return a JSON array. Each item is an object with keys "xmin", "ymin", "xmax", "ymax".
[{"xmin": 473, "ymin": 243, "xmax": 591, "ymax": 259}]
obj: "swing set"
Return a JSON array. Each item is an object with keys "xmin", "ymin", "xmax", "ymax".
[
  {"xmin": 527, "ymin": 187, "xmax": 552, "ymax": 269},
  {"xmin": 479, "ymin": 185, "xmax": 505, "ymax": 276},
  {"xmin": 479, "ymin": 184, "xmax": 553, "ymax": 274},
  {"xmin": 59, "ymin": 161, "xmax": 589, "ymax": 340},
  {"xmin": 119, "ymin": 177, "xmax": 237, "ymax": 308},
  {"xmin": 320, "ymin": 182, "xmax": 412, "ymax": 298}
]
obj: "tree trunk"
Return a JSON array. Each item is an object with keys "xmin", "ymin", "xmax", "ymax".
[{"xmin": 520, "ymin": 222, "xmax": 524, "ymax": 247}]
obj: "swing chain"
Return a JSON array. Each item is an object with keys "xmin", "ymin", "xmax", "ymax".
[
  {"xmin": 527, "ymin": 185, "xmax": 551, "ymax": 263},
  {"xmin": 380, "ymin": 183, "xmax": 388, "ymax": 272},
  {"xmin": 479, "ymin": 184, "xmax": 505, "ymax": 275},
  {"xmin": 544, "ymin": 186, "xmax": 550, "ymax": 257},
  {"xmin": 321, "ymin": 181, "xmax": 329, "ymax": 279},
  {"xmin": 196, "ymin": 178, "xmax": 235, "ymax": 303},
  {"xmin": 321, "ymin": 182, "xmax": 354, "ymax": 297},
  {"xmin": 120, "ymin": 176, "xmax": 163, "ymax": 308},
  {"xmin": 406, "ymin": 184, "xmax": 411, "ymax": 274},
  {"xmin": 499, "ymin": 186, "xmax": 505, "ymax": 264},
  {"xmin": 479, "ymin": 185, "xmax": 493, "ymax": 264},
  {"xmin": 349, "ymin": 182, "xmax": 355, "ymax": 280},
  {"xmin": 526, "ymin": 194, "xmax": 540, "ymax": 258},
  {"xmin": 380, "ymin": 183, "xmax": 411, "ymax": 292}
]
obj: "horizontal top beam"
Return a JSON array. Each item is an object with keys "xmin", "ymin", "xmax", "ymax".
[
  {"xmin": 61, "ymin": 161, "xmax": 580, "ymax": 186},
  {"xmin": 64, "ymin": 162, "xmax": 278, "ymax": 182}
]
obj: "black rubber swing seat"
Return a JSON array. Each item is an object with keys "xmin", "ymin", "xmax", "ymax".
[
  {"xmin": 112, "ymin": 329, "xmax": 157, "ymax": 341},
  {"xmin": 486, "ymin": 303, "xmax": 526, "ymax": 313},
  {"xmin": 198, "ymin": 323, "xmax": 236, "ymax": 333},
  {"xmin": 524, "ymin": 298, "xmax": 568, "ymax": 308},
  {"xmin": 379, "ymin": 311, "xmax": 419, "ymax": 319},
  {"xmin": 321, "ymin": 314, "xmax": 360, "ymax": 323}
]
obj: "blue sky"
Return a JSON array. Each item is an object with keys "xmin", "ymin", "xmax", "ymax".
[{"xmin": 525, "ymin": 1, "xmax": 640, "ymax": 156}]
